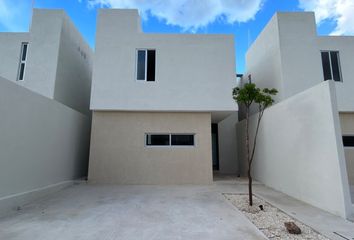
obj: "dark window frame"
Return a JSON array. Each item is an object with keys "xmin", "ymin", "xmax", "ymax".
[
  {"xmin": 17, "ymin": 42, "xmax": 28, "ymax": 81},
  {"xmin": 321, "ymin": 50, "xmax": 342, "ymax": 82},
  {"xmin": 343, "ymin": 135, "xmax": 354, "ymax": 147},
  {"xmin": 145, "ymin": 133, "xmax": 195, "ymax": 147},
  {"xmin": 136, "ymin": 49, "xmax": 156, "ymax": 82}
]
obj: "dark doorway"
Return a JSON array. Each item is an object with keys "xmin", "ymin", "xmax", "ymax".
[{"xmin": 212, "ymin": 124, "xmax": 219, "ymax": 170}]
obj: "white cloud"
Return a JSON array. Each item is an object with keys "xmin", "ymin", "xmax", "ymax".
[
  {"xmin": 298, "ymin": 0, "xmax": 354, "ymax": 35},
  {"xmin": 0, "ymin": 0, "xmax": 31, "ymax": 31},
  {"xmin": 86, "ymin": 0, "xmax": 264, "ymax": 31}
]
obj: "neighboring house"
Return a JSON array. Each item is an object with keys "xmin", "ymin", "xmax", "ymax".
[
  {"xmin": 0, "ymin": 9, "xmax": 93, "ymax": 115},
  {"xmin": 239, "ymin": 12, "xmax": 354, "ymax": 219},
  {"xmin": 88, "ymin": 9, "xmax": 238, "ymax": 184},
  {"xmin": 0, "ymin": 9, "xmax": 92, "ymax": 215},
  {"xmin": 245, "ymin": 12, "xmax": 354, "ymax": 187}
]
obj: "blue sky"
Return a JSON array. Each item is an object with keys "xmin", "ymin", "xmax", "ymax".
[{"xmin": 0, "ymin": 0, "xmax": 353, "ymax": 73}]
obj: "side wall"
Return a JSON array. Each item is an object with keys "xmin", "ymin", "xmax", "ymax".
[
  {"xmin": 0, "ymin": 33, "xmax": 29, "ymax": 82},
  {"xmin": 89, "ymin": 112, "xmax": 213, "ymax": 184},
  {"xmin": 276, "ymin": 12, "xmax": 323, "ymax": 99},
  {"xmin": 54, "ymin": 12, "xmax": 93, "ymax": 115},
  {"xmin": 237, "ymin": 81, "xmax": 352, "ymax": 219},
  {"xmin": 0, "ymin": 77, "xmax": 90, "ymax": 208},
  {"xmin": 218, "ymin": 112, "xmax": 239, "ymax": 174},
  {"xmin": 23, "ymin": 9, "xmax": 64, "ymax": 98},
  {"xmin": 245, "ymin": 13, "xmax": 284, "ymax": 103},
  {"xmin": 340, "ymin": 113, "xmax": 354, "ymax": 187}
]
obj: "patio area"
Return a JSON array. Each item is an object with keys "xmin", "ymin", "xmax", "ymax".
[
  {"xmin": 0, "ymin": 179, "xmax": 353, "ymax": 240},
  {"xmin": 0, "ymin": 182, "xmax": 266, "ymax": 240}
]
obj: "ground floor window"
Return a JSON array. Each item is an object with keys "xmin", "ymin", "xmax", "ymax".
[
  {"xmin": 343, "ymin": 136, "xmax": 354, "ymax": 147},
  {"xmin": 146, "ymin": 133, "xmax": 195, "ymax": 146}
]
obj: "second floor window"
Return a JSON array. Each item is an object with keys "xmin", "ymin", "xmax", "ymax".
[
  {"xmin": 17, "ymin": 42, "xmax": 29, "ymax": 81},
  {"xmin": 136, "ymin": 49, "xmax": 155, "ymax": 81},
  {"xmin": 321, "ymin": 51, "xmax": 342, "ymax": 82}
]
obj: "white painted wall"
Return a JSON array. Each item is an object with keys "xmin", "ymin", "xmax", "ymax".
[
  {"xmin": 91, "ymin": 9, "xmax": 237, "ymax": 115},
  {"xmin": 236, "ymin": 81, "xmax": 353, "ymax": 219},
  {"xmin": 245, "ymin": 12, "xmax": 354, "ymax": 112},
  {"xmin": 54, "ymin": 12, "xmax": 93, "ymax": 115},
  {"xmin": 218, "ymin": 112, "xmax": 239, "ymax": 174},
  {"xmin": 0, "ymin": 76, "xmax": 90, "ymax": 205},
  {"xmin": 318, "ymin": 37, "xmax": 354, "ymax": 112},
  {"xmin": 0, "ymin": 9, "xmax": 93, "ymax": 115},
  {"xmin": 0, "ymin": 33, "xmax": 29, "ymax": 81},
  {"xmin": 23, "ymin": 9, "xmax": 64, "ymax": 99},
  {"xmin": 244, "ymin": 14, "xmax": 284, "ymax": 103}
]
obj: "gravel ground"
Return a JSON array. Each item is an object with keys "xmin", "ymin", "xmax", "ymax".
[{"xmin": 224, "ymin": 194, "xmax": 330, "ymax": 240}]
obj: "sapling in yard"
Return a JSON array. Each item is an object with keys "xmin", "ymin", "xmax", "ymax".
[{"xmin": 232, "ymin": 77, "xmax": 277, "ymax": 205}]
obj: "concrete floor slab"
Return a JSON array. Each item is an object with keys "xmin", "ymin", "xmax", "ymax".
[
  {"xmin": 1, "ymin": 179, "xmax": 353, "ymax": 240},
  {"xmin": 0, "ymin": 183, "xmax": 266, "ymax": 240}
]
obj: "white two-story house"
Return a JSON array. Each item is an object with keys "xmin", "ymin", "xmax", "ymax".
[
  {"xmin": 241, "ymin": 12, "xmax": 354, "ymax": 219},
  {"xmin": 88, "ymin": 9, "xmax": 238, "ymax": 184},
  {"xmin": 0, "ymin": 9, "xmax": 93, "ymax": 115},
  {"xmin": 245, "ymin": 12, "xmax": 354, "ymax": 188}
]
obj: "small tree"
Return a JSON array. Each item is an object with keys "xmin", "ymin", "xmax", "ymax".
[{"xmin": 232, "ymin": 79, "xmax": 277, "ymax": 206}]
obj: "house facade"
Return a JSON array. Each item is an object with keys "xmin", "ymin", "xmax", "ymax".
[
  {"xmin": 240, "ymin": 12, "xmax": 354, "ymax": 219},
  {"xmin": 88, "ymin": 9, "xmax": 238, "ymax": 184},
  {"xmin": 0, "ymin": 9, "xmax": 93, "ymax": 115}
]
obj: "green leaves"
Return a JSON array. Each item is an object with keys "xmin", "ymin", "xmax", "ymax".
[{"xmin": 232, "ymin": 83, "xmax": 278, "ymax": 110}]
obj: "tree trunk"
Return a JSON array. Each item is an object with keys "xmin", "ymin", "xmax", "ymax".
[
  {"xmin": 248, "ymin": 169, "xmax": 253, "ymax": 206},
  {"xmin": 245, "ymin": 107, "xmax": 253, "ymax": 206}
]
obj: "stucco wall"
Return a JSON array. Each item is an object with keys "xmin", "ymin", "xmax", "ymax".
[
  {"xmin": 89, "ymin": 111, "xmax": 213, "ymax": 184},
  {"xmin": 0, "ymin": 33, "xmax": 29, "ymax": 82},
  {"xmin": 0, "ymin": 76, "xmax": 90, "ymax": 199},
  {"xmin": 340, "ymin": 113, "xmax": 354, "ymax": 186},
  {"xmin": 91, "ymin": 9, "xmax": 236, "ymax": 114},
  {"xmin": 318, "ymin": 37, "xmax": 354, "ymax": 112},
  {"xmin": 23, "ymin": 9, "xmax": 63, "ymax": 99},
  {"xmin": 245, "ymin": 13, "xmax": 284, "ymax": 103},
  {"xmin": 218, "ymin": 112, "xmax": 239, "ymax": 174},
  {"xmin": 237, "ymin": 81, "xmax": 352, "ymax": 219},
  {"xmin": 54, "ymin": 11, "xmax": 93, "ymax": 115}
]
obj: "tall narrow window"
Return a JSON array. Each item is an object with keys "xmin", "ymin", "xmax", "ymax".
[
  {"xmin": 321, "ymin": 51, "xmax": 342, "ymax": 82},
  {"xmin": 137, "ymin": 50, "xmax": 146, "ymax": 80},
  {"xmin": 136, "ymin": 49, "xmax": 155, "ymax": 81},
  {"xmin": 17, "ymin": 42, "xmax": 28, "ymax": 81}
]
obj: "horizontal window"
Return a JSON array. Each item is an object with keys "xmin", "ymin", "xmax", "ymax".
[
  {"xmin": 145, "ymin": 133, "xmax": 195, "ymax": 146},
  {"xmin": 171, "ymin": 134, "xmax": 194, "ymax": 146},
  {"xmin": 343, "ymin": 136, "xmax": 354, "ymax": 147},
  {"xmin": 146, "ymin": 134, "xmax": 170, "ymax": 146}
]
